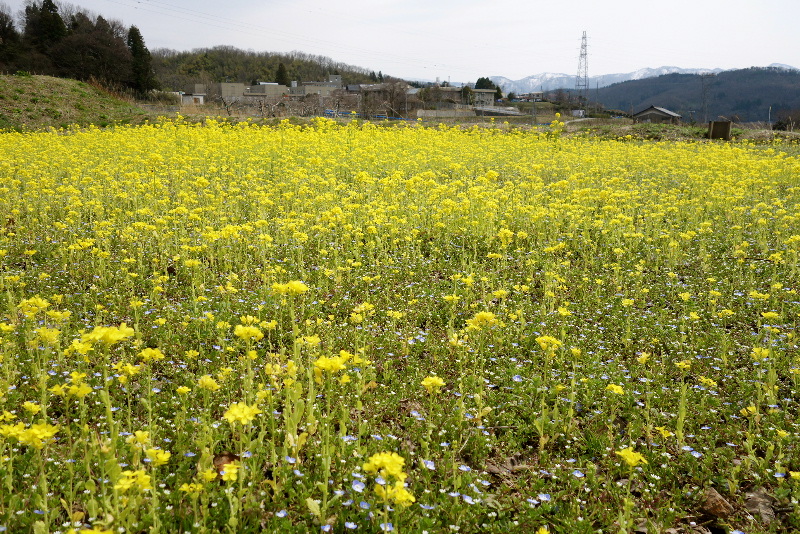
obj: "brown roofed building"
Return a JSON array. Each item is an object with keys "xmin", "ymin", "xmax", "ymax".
[{"xmin": 633, "ymin": 106, "xmax": 682, "ymax": 124}]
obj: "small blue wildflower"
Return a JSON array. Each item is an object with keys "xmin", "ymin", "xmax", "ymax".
[
  {"xmin": 345, "ymin": 522, "xmax": 358, "ymax": 530},
  {"xmin": 352, "ymin": 480, "xmax": 366, "ymax": 492},
  {"xmin": 276, "ymin": 510, "xmax": 287, "ymax": 518},
  {"xmin": 572, "ymin": 470, "xmax": 584, "ymax": 478},
  {"xmin": 360, "ymin": 501, "xmax": 370, "ymax": 510}
]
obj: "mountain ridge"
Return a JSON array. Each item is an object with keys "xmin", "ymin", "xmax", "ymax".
[
  {"xmin": 595, "ymin": 66, "xmax": 800, "ymax": 122},
  {"xmin": 492, "ymin": 63, "xmax": 797, "ymax": 94}
]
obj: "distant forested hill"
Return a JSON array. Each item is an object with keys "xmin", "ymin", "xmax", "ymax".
[
  {"xmin": 596, "ymin": 67, "xmax": 800, "ymax": 122},
  {"xmin": 1, "ymin": 2, "xmax": 389, "ymax": 96},
  {"xmin": 151, "ymin": 46, "xmax": 384, "ymax": 91}
]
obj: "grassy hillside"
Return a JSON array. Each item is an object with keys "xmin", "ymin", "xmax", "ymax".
[{"xmin": 0, "ymin": 73, "xmax": 149, "ymax": 131}]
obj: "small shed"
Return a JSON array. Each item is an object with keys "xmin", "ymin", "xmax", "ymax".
[
  {"xmin": 633, "ymin": 106, "xmax": 682, "ymax": 124},
  {"xmin": 181, "ymin": 93, "xmax": 205, "ymax": 105}
]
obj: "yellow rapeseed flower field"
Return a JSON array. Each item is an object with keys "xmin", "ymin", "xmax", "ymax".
[{"xmin": 0, "ymin": 117, "xmax": 799, "ymax": 533}]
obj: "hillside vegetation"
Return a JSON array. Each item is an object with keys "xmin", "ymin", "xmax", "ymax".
[
  {"xmin": 597, "ymin": 67, "xmax": 800, "ymax": 122},
  {"xmin": 0, "ymin": 73, "xmax": 148, "ymax": 130},
  {"xmin": 152, "ymin": 46, "xmax": 386, "ymax": 92}
]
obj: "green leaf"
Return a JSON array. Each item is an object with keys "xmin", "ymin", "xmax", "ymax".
[{"xmin": 306, "ymin": 497, "xmax": 321, "ymax": 517}]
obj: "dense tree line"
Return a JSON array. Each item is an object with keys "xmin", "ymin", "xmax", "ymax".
[
  {"xmin": 150, "ymin": 46, "xmax": 381, "ymax": 92},
  {"xmin": 0, "ymin": 0, "xmax": 158, "ymax": 94}
]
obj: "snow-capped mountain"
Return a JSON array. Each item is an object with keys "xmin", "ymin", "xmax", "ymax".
[
  {"xmin": 768, "ymin": 62, "xmax": 799, "ymax": 71},
  {"xmin": 491, "ymin": 66, "xmax": 731, "ymax": 94}
]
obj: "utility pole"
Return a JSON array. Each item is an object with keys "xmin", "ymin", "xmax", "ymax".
[
  {"xmin": 596, "ymin": 79, "xmax": 599, "ymax": 113},
  {"xmin": 575, "ymin": 31, "xmax": 589, "ymax": 115},
  {"xmin": 701, "ymin": 73, "xmax": 715, "ymax": 123}
]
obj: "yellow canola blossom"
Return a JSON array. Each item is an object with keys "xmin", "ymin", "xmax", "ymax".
[
  {"xmin": 223, "ymin": 402, "xmax": 263, "ymax": 425},
  {"xmin": 362, "ymin": 451, "xmax": 407, "ymax": 480},
  {"xmin": 272, "ymin": 280, "xmax": 310, "ymax": 296},
  {"xmin": 234, "ymin": 324, "xmax": 264, "ymax": 342},
  {"xmin": 83, "ymin": 324, "xmax": 135, "ymax": 346},
  {"xmin": 615, "ymin": 447, "xmax": 648, "ymax": 467},
  {"xmin": 0, "ymin": 422, "xmax": 59, "ymax": 449},
  {"xmin": 421, "ymin": 375, "xmax": 445, "ymax": 394},
  {"xmin": 465, "ymin": 311, "xmax": 498, "ymax": 330}
]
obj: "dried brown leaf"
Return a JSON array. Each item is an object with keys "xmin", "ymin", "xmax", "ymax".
[
  {"xmin": 745, "ymin": 489, "xmax": 775, "ymax": 525},
  {"xmin": 700, "ymin": 487, "xmax": 734, "ymax": 518}
]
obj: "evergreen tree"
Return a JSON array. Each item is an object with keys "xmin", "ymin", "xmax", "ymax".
[
  {"xmin": 275, "ymin": 62, "xmax": 290, "ymax": 86},
  {"xmin": 24, "ymin": 0, "xmax": 66, "ymax": 53},
  {"xmin": 495, "ymin": 86, "xmax": 503, "ymax": 101},
  {"xmin": 460, "ymin": 85, "xmax": 474, "ymax": 105},
  {"xmin": 127, "ymin": 25, "xmax": 159, "ymax": 93},
  {"xmin": 0, "ymin": 3, "xmax": 21, "ymax": 69},
  {"xmin": 475, "ymin": 76, "xmax": 496, "ymax": 90},
  {"xmin": 51, "ymin": 13, "xmax": 132, "ymax": 85}
]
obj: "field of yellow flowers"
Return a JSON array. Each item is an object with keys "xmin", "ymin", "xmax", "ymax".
[{"xmin": 1, "ymin": 117, "xmax": 799, "ymax": 533}]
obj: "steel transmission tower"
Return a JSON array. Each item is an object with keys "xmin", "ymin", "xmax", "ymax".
[{"xmin": 575, "ymin": 31, "xmax": 589, "ymax": 112}]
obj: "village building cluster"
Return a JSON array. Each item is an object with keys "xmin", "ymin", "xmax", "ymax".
[{"xmin": 176, "ymin": 75, "xmax": 535, "ymax": 119}]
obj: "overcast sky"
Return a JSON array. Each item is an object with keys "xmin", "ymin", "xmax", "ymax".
[{"xmin": 7, "ymin": 0, "xmax": 800, "ymax": 82}]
